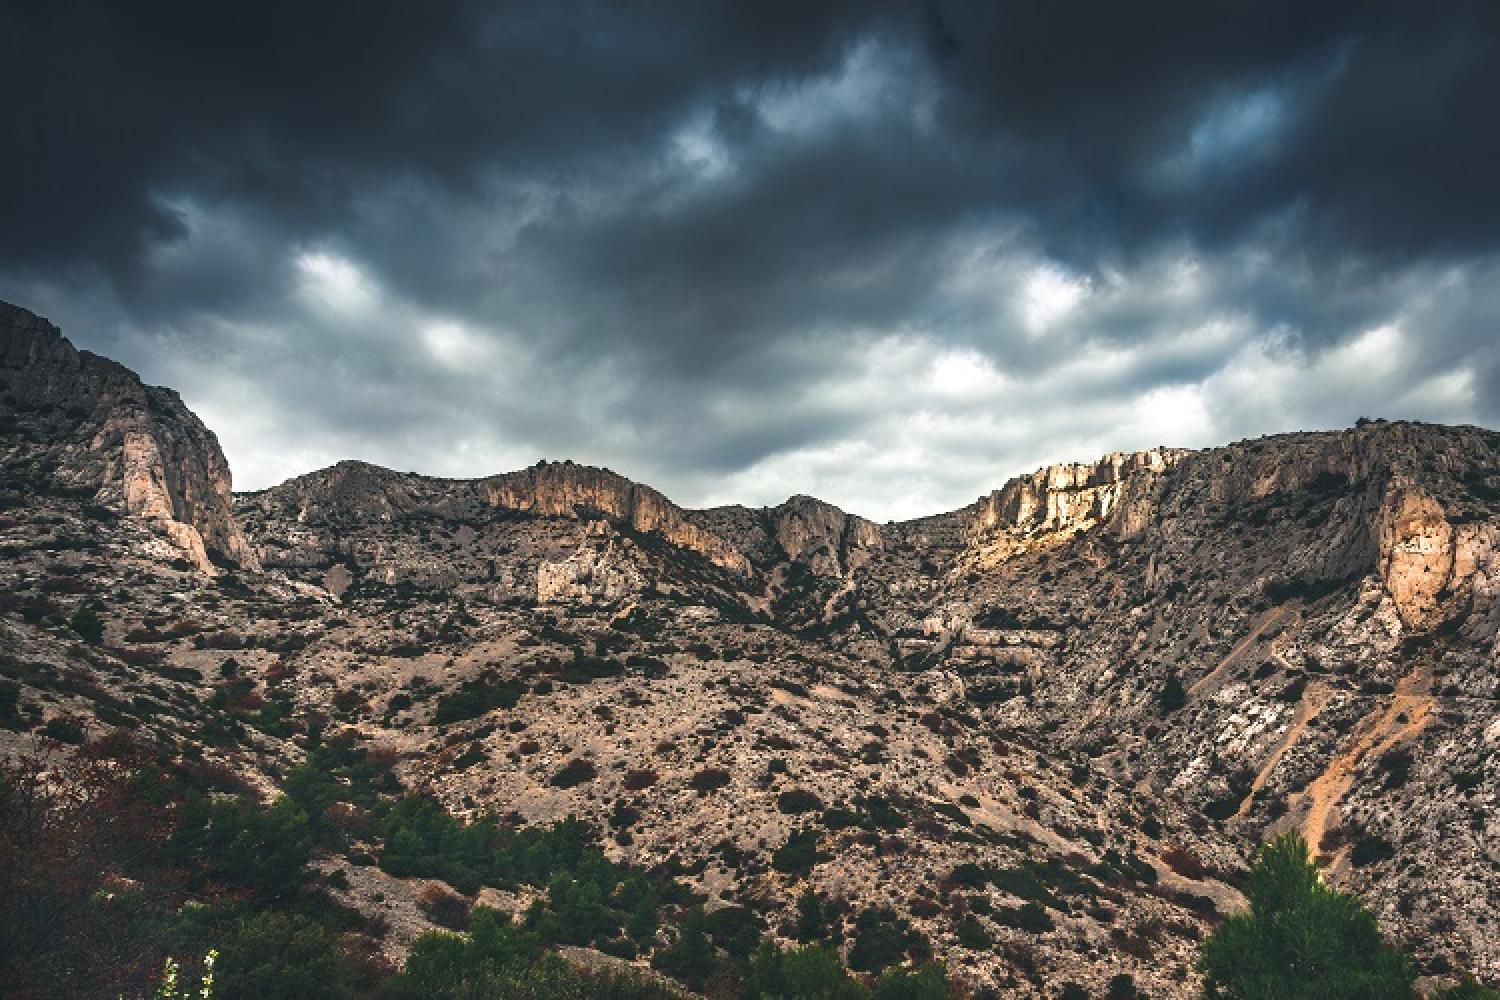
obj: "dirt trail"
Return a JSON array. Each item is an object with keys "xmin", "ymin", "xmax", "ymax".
[
  {"xmin": 1233, "ymin": 679, "xmax": 1334, "ymax": 821},
  {"xmin": 1296, "ymin": 666, "xmax": 1434, "ymax": 857},
  {"xmin": 1190, "ymin": 604, "xmax": 1298, "ymax": 697}
]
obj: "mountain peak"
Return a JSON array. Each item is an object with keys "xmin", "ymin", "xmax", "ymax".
[{"xmin": 0, "ymin": 300, "xmax": 257, "ymax": 572}]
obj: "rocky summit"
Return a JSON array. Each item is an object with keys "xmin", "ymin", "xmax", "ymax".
[{"xmin": 1, "ymin": 300, "xmax": 1496, "ymax": 998}]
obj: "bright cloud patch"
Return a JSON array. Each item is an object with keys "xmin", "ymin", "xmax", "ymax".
[
  {"xmin": 295, "ymin": 251, "xmax": 376, "ymax": 314},
  {"xmin": 1020, "ymin": 264, "xmax": 1088, "ymax": 336}
]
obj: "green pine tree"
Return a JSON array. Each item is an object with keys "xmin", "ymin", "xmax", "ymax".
[{"xmin": 1199, "ymin": 832, "xmax": 1415, "ymax": 999}]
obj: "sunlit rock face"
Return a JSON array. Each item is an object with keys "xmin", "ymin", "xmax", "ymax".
[{"xmin": 0, "ymin": 300, "xmax": 257, "ymax": 572}]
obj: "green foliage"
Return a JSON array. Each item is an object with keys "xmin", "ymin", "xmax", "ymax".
[
  {"xmin": 1349, "ymin": 831, "xmax": 1396, "ymax": 868},
  {"xmin": 994, "ymin": 901, "xmax": 1053, "ymax": 934},
  {"xmin": 855, "ymin": 794, "xmax": 908, "ymax": 832},
  {"xmin": 1159, "ymin": 672, "xmax": 1187, "ymax": 713},
  {"xmin": 551, "ymin": 758, "xmax": 598, "ymax": 788},
  {"xmin": 378, "ymin": 795, "xmax": 502, "ymax": 893},
  {"xmin": 69, "ymin": 602, "xmax": 104, "ymax": 643},
  {"xmin": 704, "ymin": 905, "xmax": 767, "ymax": 959},
  {"xmin": 282, "ymin": 763, "xmax": 343, "ymax": 838},
  {"xmin": 39, "ymin": 715, "xmax": 85, "ymax": 744},
  {"xmin": 528, "ymin": 871, "xmax": 616, "ymax": 946},
  {"xmin": 650, "ymin": 907, "xmax": 717, "ymax": 991},
  {"xmin": 558, "ymin": 654, "xmax": 625, "ymax": 685},
  {"xmin": 384, "ymin": 908, "xmax": 675, "ymax": 999},
  {"xmin": 155, "ymin": 950, "xmax": 217, "ymax": 1000},
  {"xmin": 1199, "ymin": 832, "xmax": 1416, "ymax": 999},
  {"xmin": 4, "ymin": 733, "xmax": 961, "ymax": 1000},
  {"xmin": 794, "ymin": 887, "xmax": 828, "ymax": 942},
  {"xmin": 772, "ymin": 827, "xmax": 825, "ymax": 875},
  {"xmin": 747, "ymin": 941, "xmax": 868, "ymax": 999},
  {"xmin": 0, "ymin": 679, "xmax": 23, "ymax": 729},
  {"xmin": 954, "ymin": 914, "xmax": 992, "ymax": 950},
  {"xmin": 984, "ymin": 859, "xmax": 1082, "ymax": 911},
  {"xmin": 871, "ymin": 963, "xmax": 949, "ymax": 999},
  {"xmin": 747, "ymin": 942, "xmax": 950, "ymax": 1000},
  {"xmin": 215, "ymin": 911, "xmax": 351, "ymax": 1000},
  {"xmin": 847, "ymin": 906, "xmax": 927, "ymax": 974},
  {"xmin": 777, "ymin": 788, "xmax": 825, "ymax": 814},
  {"xmin": 432, "ymin": 676, "xmax": 523, "ymax": 725},
  {"xmin": 385, "ymin": 908, "xmax": 540, "ymax": 996},
  {"xmin": 1432, "ymin": 978, "xmax": 1500, "ymax": 1000},
  {"xmin": 172, "ymin": 793, "xmax": 313, "ymax": 899}
]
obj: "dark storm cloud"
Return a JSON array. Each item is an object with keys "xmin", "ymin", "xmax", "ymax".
[{"xmin": 1, "ymin": 1, "xmax": 1497, "ymax": 518}]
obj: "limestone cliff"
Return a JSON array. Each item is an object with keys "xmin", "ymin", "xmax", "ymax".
[
  {"xmin": 958, "ymin": 448, "xmax": 1184, "ymax": 568},
  {"xmin": 0, "ymin": 301, "xmax": 257, "ymax": 572},
  {"xmin": 481, "ymin": 461, "xmax": 750, "ymax": 574},
  {"xmin": 769, "ymin": 494, "xmax": 882, "ymax": 577}
]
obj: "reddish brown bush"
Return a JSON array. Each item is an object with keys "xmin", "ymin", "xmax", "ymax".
[
  {"xmin": 107, "ymin": 645, "xmax": 166, "ymax": 668},
  {"xmin": 331, "ymin": 688, "xmax": 367, "ymax": 714},
  {"xmin": 622, "ymin": 768, "xmax": 658, "ymax": 790},
  {"xmin": 1160, "ymin": 844, "xmax": 1207, "ymax": 880},
  {"xmin": 418, "ymin": 882, "xmax": 471, "ymax": 930},
  {"xmin": 0, "ymin": 745, "xmax": 171, "ymax": 994}
]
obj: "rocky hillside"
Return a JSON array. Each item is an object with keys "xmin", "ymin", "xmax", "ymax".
[
  {"xmin": 0, "ymin": 302, "xmax": 256, "ymax": 572},
  {"xmin": 1, "ymin": 300, "xmax": 1496, "ymax": 997}
]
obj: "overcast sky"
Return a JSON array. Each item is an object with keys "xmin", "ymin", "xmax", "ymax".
[{"xmin": 3, "ymin": 2, "xmax": 1498, "ymax": 520}]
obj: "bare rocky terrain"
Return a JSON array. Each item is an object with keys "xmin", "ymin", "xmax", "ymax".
[{"xmin": 2, "ymin": 300, "xmax": 1496, "ymax": 997}]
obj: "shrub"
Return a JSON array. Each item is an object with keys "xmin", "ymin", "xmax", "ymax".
[
  {"xmin": 1349, "ymin": 831, "xmax": 1396, "ymax": 868},
  {"xmin": 777, "ymin": 788, "xmax": 824, "ymax": 814},
  {"xmin": 848, "ymin": 907, "xmax": 925, "ymax": 974},
  {"xmin": 1377, "ymin": 748, "xmax": 1414, "ymax": 789},
  {"xmin": 172, "ymin": 794, "xmax": 314, "ymax": 899},
  {"xmin": 650, "ymin": 907, "xmax": 717, "ymax": 991},
  {"xmin": 215, "ymin": 911, "xmax": 352, "ymax": 1000},
  {"xmin": 948, "ymin": 862, "xmax": 989, "ymax": 888},
  {"xmin": 1158, "ymin": 672, "xmax": 1186, "ymax": 713},
  {"xmin": 705, "ymin": 905, "xmax": 766, "ymax": 959},
  {"xmin": 1432, "ymin": 978, "xmax": 1500, "ymax": 999},
  {"xmin": 994, "ymin": 902, "xmax": 1053, "ymax": 934},
  {"xmin": 772, "ymin": 828, "xmax": 824, "ymax": 875},
  {"xmin": 794, "ymin": 888, "xmax": 827, "ymax": 942},
  {"xmin": 747, "ymin": 941, "xmax": 865, "ymax": 999},
  {"xmin": 40, "ymin": 715, "xmax": 85, "ymax": 744},
  {"xmin": 872, "ymin": 964, "xmax": 949, "ymax": 999},
  {"xmin": 68, "ymin": 603, "xmax": 104, "ymax": 643},
  {"xmin": 0, "ymin": 679, "xmax": 22, "ymax": 729},
  {"xmin": 954, "ymin": 915, "xmax": 992, "ymax": 950},
  {"xmin": 432, "ymin": 677, "xmax": 522, "ymax": 726},
  {"xmin": 550, "ymin": 758, "xmax": 597, "ymax": 788},
  {"xmin": 1161, "ymin": 844, "xmax": 1207, "ymax": 880},
  {"xmin": 419, "ymin": 883, "xmax": 473, "ymax": 931},
  {"xmin": 688, "ymin": 768, "xmax": 731, "ymax": 793}
]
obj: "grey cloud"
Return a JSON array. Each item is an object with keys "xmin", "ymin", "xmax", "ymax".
[{"xmin": 1, "ymin": 2, "xmax": 1497, "ymax": 520}]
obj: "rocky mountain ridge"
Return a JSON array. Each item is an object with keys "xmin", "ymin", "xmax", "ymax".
[{"xmin": 2, "ymin": 300, "xmax": 1497, "ymax": 995}]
